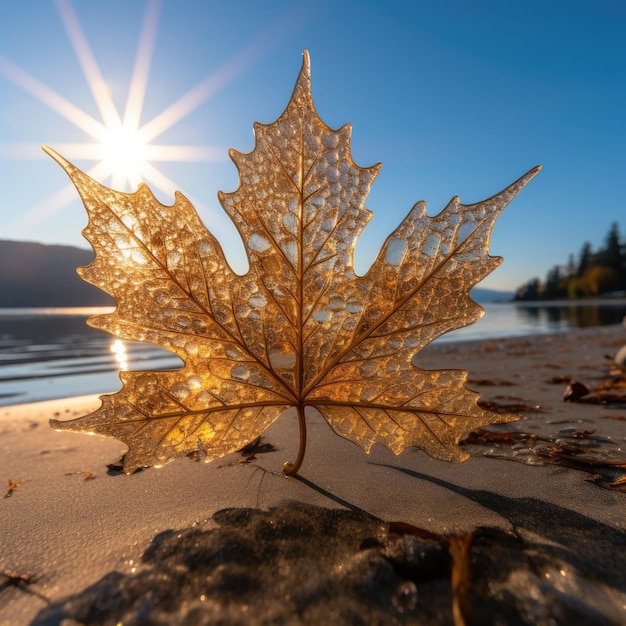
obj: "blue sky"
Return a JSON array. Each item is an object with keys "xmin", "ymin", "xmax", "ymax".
[{"xmin": 0, "ymin": 0, "xmax": 624, "ymax": 292}]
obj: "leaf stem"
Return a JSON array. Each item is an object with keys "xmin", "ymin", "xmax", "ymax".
[{"xmin": 282, "ymin": 405, "xmax": 307, "ymax": 476}]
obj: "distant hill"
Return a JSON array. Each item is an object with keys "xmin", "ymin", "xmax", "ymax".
[
  {"xmin": 470, "ymin": 287, "xmax": 514, "ymax": 303},
  {"xmin": 0, "ymin": 240, "xmax": 113, "ymax": 307},
  {"xmin": 0, "ymin": 239, "xmax": 513, "ymax": 308}
]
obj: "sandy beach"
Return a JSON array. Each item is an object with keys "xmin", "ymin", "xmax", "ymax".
[{"xmin": 1, "ymin": 325, "xmax": 625, "ymax": 624}]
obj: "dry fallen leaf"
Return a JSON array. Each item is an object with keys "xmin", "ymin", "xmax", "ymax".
[
  {"xmin": 4, "ymin": 479, "xmax": 20, "ymax": 498},
  {"xmin": 46, "ymin": 51, "xmax": 540, "ymax": 475}
]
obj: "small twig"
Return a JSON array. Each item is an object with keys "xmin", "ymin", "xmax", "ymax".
[{"xmin": 450, "ymin": 533, "xmax": 473, "ymax": 626}]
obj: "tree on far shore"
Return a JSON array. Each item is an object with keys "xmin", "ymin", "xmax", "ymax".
[
  {"xmin": 577, "ymin": 242, "xmax": 593, "ymax": 278},
  {"xmin": 514, "ymin": 222, "xmax": 625, "ymax": 301}
]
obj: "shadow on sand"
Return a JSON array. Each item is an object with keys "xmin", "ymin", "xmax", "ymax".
[{"xmin": 29, "ymin": 469, "xmax": 625, "ymax": 626}]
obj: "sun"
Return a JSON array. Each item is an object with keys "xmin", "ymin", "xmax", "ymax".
[
  {"xmin": 99, "ymin": 121, "xmax": 150, "ymax": 191},
  {"xmin": 0, "ymin": 0, "xmax": 301, "ymax": 232},
  {"xmin": 0, "ymin": 0, "xmax": 256, "ymax": 224},
  {"xmin": 0, "ymin": 0, "xmax": 213, "ymax": 209}
]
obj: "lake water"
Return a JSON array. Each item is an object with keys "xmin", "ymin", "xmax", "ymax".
[{"xmin": 2, "ymin": 301, "xmax": 626, "ymax": 406}]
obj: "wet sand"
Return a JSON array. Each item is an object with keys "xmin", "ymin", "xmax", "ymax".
[{"xmin": 1, "ymin": 325, "xmax": 625, "ymax": 624}]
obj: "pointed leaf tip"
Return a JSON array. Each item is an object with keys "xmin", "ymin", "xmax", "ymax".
[
  {"xmin": 519, "ymin": 164, "xmax": 542, "ymax": 186},
  {"xmin": 295, "ymin": 50, "xmax": 311, "ymax": 86},
  {"xmin": 42, "ymin": 145, "xmax": 73, "ymax": 173},
  {"xmin": 524, "ymin": 164, "xmax": 542, "ymax": 179}
]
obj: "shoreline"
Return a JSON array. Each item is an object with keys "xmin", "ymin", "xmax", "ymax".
[
  {"xmin": 3, "ymin": 323, "xmax": 622, "ymax": 411},
  {"xmin": 1, "ymin": 324, "xmax": 625, "ymax": 623},
  {"xmin": 3, "ymin": 321, "xmax": 626, "ymax": 410},
  {"xmin": 511, "ymin": 296, "xmax": 626, "ymax": 306},
  {"xmin": 1, "ymin": 295, "xmax": 625, "ymax": 311}
]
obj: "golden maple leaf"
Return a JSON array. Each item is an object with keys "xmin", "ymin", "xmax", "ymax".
[{"xmin": 46, "ymin": 51, "xmax": 540, "ymax": 475}]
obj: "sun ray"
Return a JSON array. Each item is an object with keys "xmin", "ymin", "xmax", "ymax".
[
  {"xmin": 34, "ymin": 142, "xmax": 107, "ymax": 161},
  {"xmin": 8, "ymin": 185, "xmax": 79, "ymax": 231},
  {"xmin": 55, "ymin": 0, "xmax": 121, "ymax": 130},
  {"xmin": 124, "ymin": 0, "xmax": 161, "ymax": 130},
  {"xmin": 144, "ymin": 145, "xmax": 227, "ymax": 161},
  {"xmin": 8, "ymin": 160, "xmax": 112, "ymax": 231},
  {"xmin": 0, "ymin": 56, "xmax": 106, "ymax": 140},
  {"xmin": 138, "ymin": 6, "xmax": 308, "ymax": 143},
  {"xmin": 0, "ymin": 143, "xmax": 50, "ymax": 159},
  {"xmin": 0, "ymin": 142, "xmax": 227, "ymax": 164}
]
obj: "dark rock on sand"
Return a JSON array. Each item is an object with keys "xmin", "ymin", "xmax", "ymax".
[{"xmin": 33, "ymin": 502, "xmax": 625, "ymax": 626}]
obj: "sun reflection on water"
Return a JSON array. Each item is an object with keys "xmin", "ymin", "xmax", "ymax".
[{"xmin": 110, "ymin": 339, "xmax": 128, "ymax": 371}]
